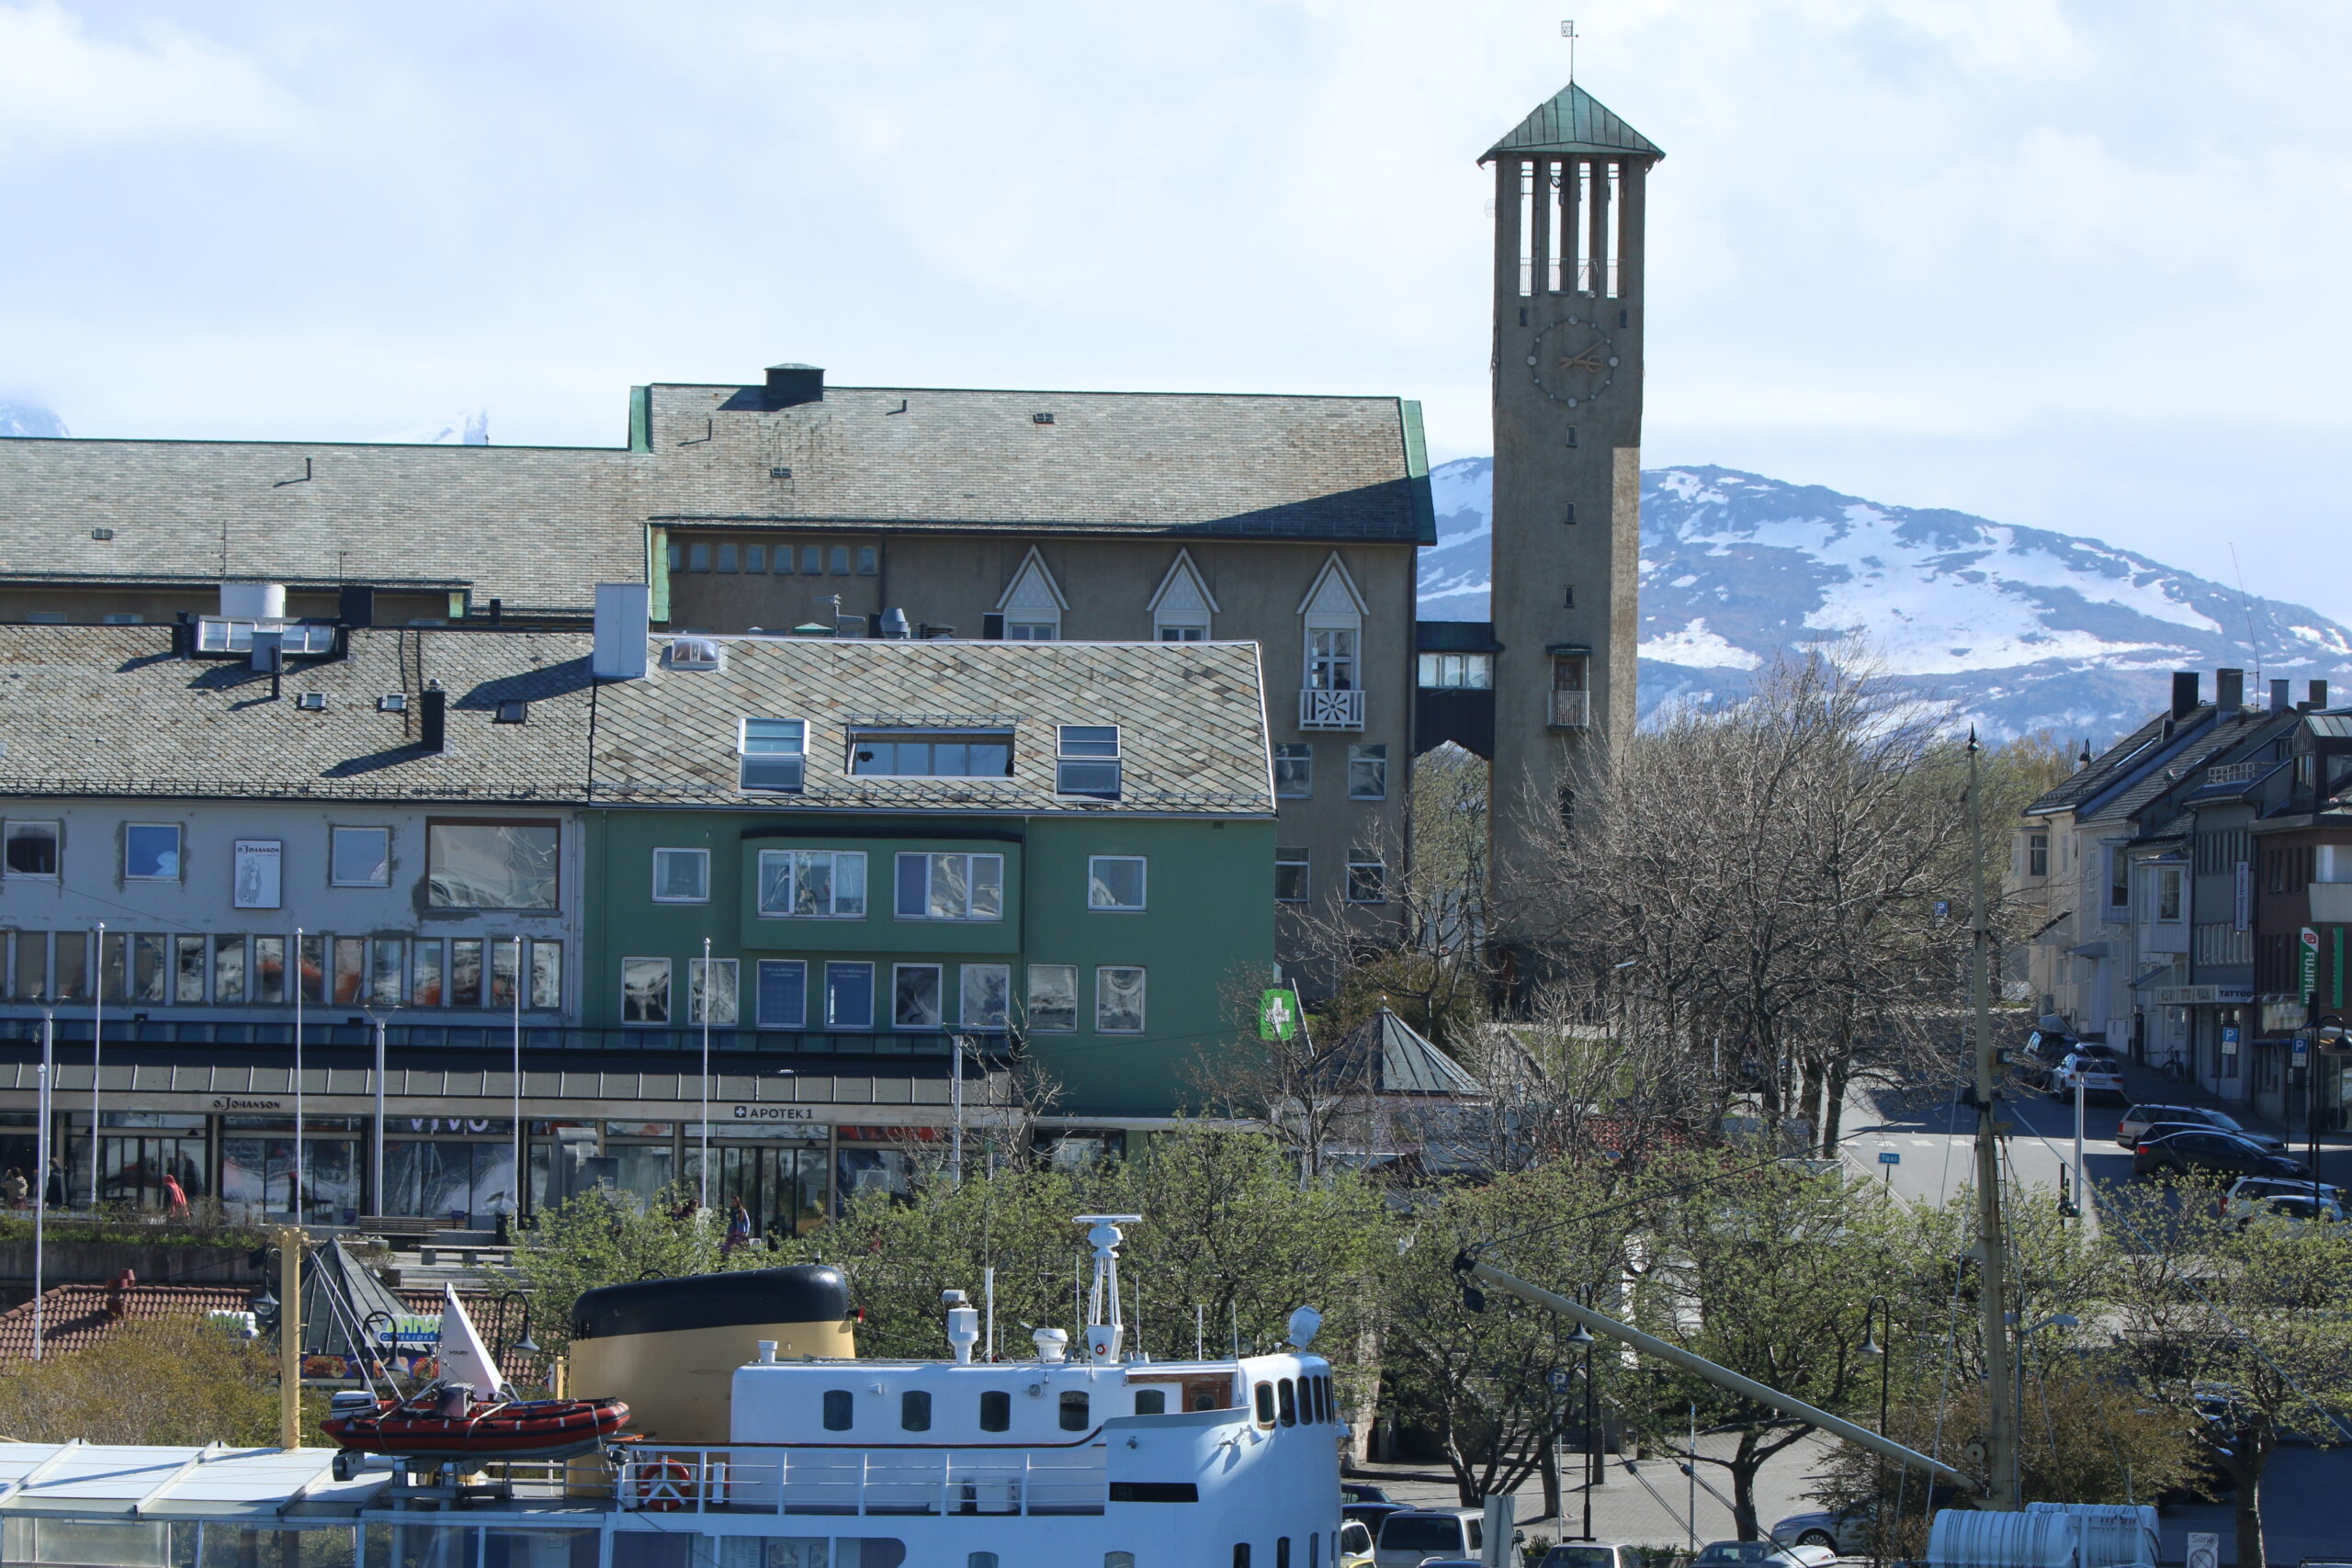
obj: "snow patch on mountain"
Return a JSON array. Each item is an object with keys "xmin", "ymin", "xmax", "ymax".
[
  {"xmin": 379, "ymin": 411, "xmax": 489, "ymax": 445},
  {"xmin": 1419, "ymin": 458, "xmax": 2352, "ymax": 742},
  {"xmin": 0, "ymin": 400, "xmax": 69, "ymax": 438}
]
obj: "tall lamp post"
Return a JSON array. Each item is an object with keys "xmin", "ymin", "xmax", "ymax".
[
  {"xmin": 361, "ymin": 1006, "xmax": 400, "ymax": 1221},
  {"xmin": 1860, "ymin": 1295, "xmax": 1893, "ymax": 1568},
  {"xmin": 88, "ymin": 921, "xmax": 104, "ymax": 1209},
  {"xmin": 1567, "ymin": 1314, "xmax": 1597, "ymax": 1541},
  {"xmin": 34, "ymin": 1007, "xmax": 54, "ymax": 1360}
]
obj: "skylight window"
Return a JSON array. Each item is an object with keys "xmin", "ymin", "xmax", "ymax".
[
  {"xmin": 667, "ymin": 637, "xmax": 723, "ymax": 671},
  {"xmin": 493, "ymin": 700, "xmax": 528, "ymax": 724},
  {"xmin": 740, "ymin": 717, "xmax": 808, "ymax": 793},
  {"xmin": 195, "ymin": 618, "xmax": 334, "ymax": 656},
  {"xmin": 1056, "ymin": 726, "xmax": 1122, "ymax": 798},
  {"xmin": 847, "ymin": 730, "xmax": 1012, "ymax": 778}
]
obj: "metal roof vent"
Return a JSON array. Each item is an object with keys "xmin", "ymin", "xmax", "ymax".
[
  {"xmin": 295, "ymin": 692, "xmax": 326, "ymax": 712},
  {"xmin": 763, "ymin": 364, "xmax": 824, "ymax": 411},
  {"xmin": 494, "ymin": 700, "xmax": 528, "ymax": 724},
  {"xmin": 665, "ymin": 636, "xmax": 724, "ymax": 671},
  {"xmin": 378, "ymin": 694, "xmax": 408, "ymax": 713}
]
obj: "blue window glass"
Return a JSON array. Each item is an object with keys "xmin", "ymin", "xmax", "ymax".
[
  {"xmin": 757, "ymin": 960, "xmax": 807, "ymax": 1029},
  {"xmin": 825, "ymin": 962, "xmax": 874, "ymax": 1030}
]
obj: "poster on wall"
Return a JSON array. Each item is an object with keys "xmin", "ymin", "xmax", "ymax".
[{"xmin": 232, "ymin": 840, "xmax": 282, "ymax": 908}]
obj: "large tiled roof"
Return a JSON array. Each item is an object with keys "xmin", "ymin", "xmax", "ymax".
[
  {"xmin": 2094, "ymin": 710, "xmax": 2282, "ymax": 829},
  {"xmin": 0, "ymin": 626, "xmax": 1275, "ymax": 816},
  {"xmin": 2024, "ymin": 709, "xmax": 2194, "ymax": 818},
  {"xmin": 640, "ymin": 384, "xmax": 1434, "ymax": 545},
  {"xmin": 0, "ymin": 383, "xmax": 1431, "ymax": 614}
]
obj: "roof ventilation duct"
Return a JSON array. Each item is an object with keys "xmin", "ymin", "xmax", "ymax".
[{"xmin": 763, "ymin": 364, "xmax": 825, "ymax": 411}]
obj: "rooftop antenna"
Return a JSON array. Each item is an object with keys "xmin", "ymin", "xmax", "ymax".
[
  {"xmin": 1560, "ymin": 18, "xmax": 1579, "ymax": 80},
  {"xmin": 2227, "ymin": 543, "xmax": 2264, "ymax": 687}
]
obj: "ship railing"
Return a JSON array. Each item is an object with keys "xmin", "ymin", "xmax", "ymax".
[{"xmin": 613, "ymin": 1446, "xmax": 1108, "ymax": 1517}]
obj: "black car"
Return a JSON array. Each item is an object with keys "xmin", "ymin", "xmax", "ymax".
[
  {"xmin": 2134, "ymin": 1127, "xmax": 2308, "ymax": 1181},
  {"xmin": 1340, "ymin": 1483, "xmax": 1395, "ymax": 1506}
]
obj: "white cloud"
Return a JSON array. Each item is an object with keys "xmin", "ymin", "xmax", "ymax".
[{"xmin": 0, "ymin": 3, "xmax": 294, "ymax": 156}]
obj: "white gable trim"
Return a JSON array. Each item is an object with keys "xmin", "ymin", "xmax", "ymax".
[
  {"xmin": 1297, "ymin": 552, "xmax": 1367, "ymax": 619},
  {"xmin": 996, "ymin": 547, "xmax": 1069, "ymax": 613},
  {"xmin": 1148, "ymin": 549, "xmax": 1220, "ymax": 616}
]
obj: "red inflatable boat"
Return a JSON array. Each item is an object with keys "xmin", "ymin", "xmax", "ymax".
[{"xmin": 322, "ymin": 1391, "xmax": 630, "ymax": 1460}]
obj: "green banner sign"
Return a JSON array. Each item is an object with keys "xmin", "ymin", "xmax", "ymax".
[{"xmin": 1258, "ymin": 988, "xmax": 1302, "ymax": 1042}]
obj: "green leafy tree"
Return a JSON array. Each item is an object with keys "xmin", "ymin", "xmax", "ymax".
[
  {"xmin": 512, "ymin": 1182, "xmax": 763, "ymax": 1359},
  {"xmin": 0, "ymin": 1317, "xmax": 325, "ymax": 1446}
]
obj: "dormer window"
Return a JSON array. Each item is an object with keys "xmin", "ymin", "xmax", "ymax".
[
  {"xmin": 740, "ymin": 717, "xmax": 808, "ymax": 793},
  {"xmin": 666, "ymin": 637, "xmax": 723, "ymax": 671},
  {"xmin": 1057, "ymin": 726, "xmax": 1121, "ymax": 797},
  {"xmin": 196, "ymin": 618, "xmax": 334, "ymax": 656}
]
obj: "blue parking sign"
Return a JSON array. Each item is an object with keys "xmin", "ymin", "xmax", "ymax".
[{"xmin": 1878, "ymin": 1150, "xmax": 1901, "ymax": 1166}]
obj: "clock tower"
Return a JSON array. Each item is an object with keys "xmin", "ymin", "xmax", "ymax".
[{"xmin": 1482, "ymin": 84, "xmax": 1661, "ymax": 902}]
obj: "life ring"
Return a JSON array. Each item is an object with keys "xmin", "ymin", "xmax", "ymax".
[{"xmin": 630, "ymin": 1458, "xmax": 693, "ymax": 1512}]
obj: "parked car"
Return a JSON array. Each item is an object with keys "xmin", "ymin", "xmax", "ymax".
[
  {"xmin": 1537, "ymin": 1545, "xmax": 1643, "ymax": 1568},
  {"xmin": 2222, "ymin": 1174, "xmax": 2346, "ymax": 1221},
  {"xmin": 2052, "ymin": 1052, "xmax": 2128, "ymax": 1100},
  {"xmin": 2134, "ymin": 1128, "xmax": 2308, "ymax": 1181},
  {"xmin": 1770, "ymin": 1502, "xmax": 1878, "ymax": 1553},
  {"xmin": 1340, "ymin": 1483, "xmax": 1396, "ymax": 1506},
  {"xmin": 2236, "ymin": 1192, "xmax": 2347, "ymax": 1230},
  {"xmin": 1344, "ymin": 1501, "xmax": 1408, "ymax": 1536},
  {"xmin": 1690, "ymin": 1542, "xmax": 1838, "ymax": 1568},
  {"xmin": 1338, "ymin": 1518, "xmax": 1377, "ymax": 1568},
  {"xmin": 2117, "ymin": 1104, "xmax": 2287, "ymax": 1153},
  {"xmin": 1374, "ymin": 1509, "xmax": 1487, "ymax": 1568}
]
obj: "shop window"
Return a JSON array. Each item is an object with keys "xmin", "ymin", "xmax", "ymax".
[{"xmin": 892, "ymin": 964, "xmax": 944, "ymax": 1030}]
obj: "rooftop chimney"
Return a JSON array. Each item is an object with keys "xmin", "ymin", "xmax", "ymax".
[
  {"xmin": 2272, "ymin": 678, "xmax": 2292, "ymax": 712},
  {"xmin": 763, "ymin": 363, "xmax": 825, "ymax": 411},
  {"xmin": 2312, "ymin": 680, "xmax": 2332, "ymax": 710},
  {"xmin": 2216, "ymin": 668, "xmax": 2245, "ymax": 715},
  {"xmin": 338, "ymin": 584, "xmax": 375, "ymax": 629},
  {"xmin": 2171, "ymin": 671, "xmax": 2200, "ymax": 719},
  {"xmin": 420, "ymin": 681, "xmax": 447, "ymax": 752},
  {"xmin": 592, "ymin": 583, "xmax": 650, "ymax": 680}
]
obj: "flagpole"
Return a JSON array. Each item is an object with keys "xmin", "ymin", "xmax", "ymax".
[
  {"xmin": 89, "ymin": 921, "xmax": 103, "ymax": 1209},
  {"xmin": 293, "ymin": 925, "xmax": 305, "ymax": 1225},
  {"xmin": 35, "ymin": 1009, "xmax": 53, "ymax": 1360}
]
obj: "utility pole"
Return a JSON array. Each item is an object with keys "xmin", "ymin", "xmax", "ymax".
[
  {"xmin": 276, "ymin": 1225, "xmax": 303, "ymax": 1450},
  {"xmin": 1966, "ymin": 733, "xmax": 2018, "ymax": 1508}
]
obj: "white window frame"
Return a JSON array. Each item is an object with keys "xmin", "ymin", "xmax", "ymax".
[
  {"xmin": 4, "ymin": 820, "xmax": 62, "ymax": 880},
  {"xmin": 755, "ymin": 959, "xmax": 808, "ymax": 1029},
  {"xmin": 997, "ymin": 545, "xmax": 1068, "ymax": 641},
  {"xmin": 690, "ymin": 956, "xmax": 740, "ymax": 1025},
  {"xmin": 1272, "ymin": 744, "xmax": 1312, "ymax": 799},
  {"xmin": 894, "ymin": 852, "xmax": 1006, "ymax": 922},
  {"xmin": 1346, "ymin": 859, "xmax": 1387, "ymax": 905},
  {"xmin": 328, "ymin": 825, "xmax": 392, "ymax": 888},
  {"xmin": 651, "ymin": 847, "xmax": 712, "ymax": 904},
  {"xmin": 621, "ymin": 956, "xmax": 673, "ymax": 1026},
  {"xmin": 739, "ymin": 716, "xmax": 808, "ymax": 794},
  {"xmin": 825, "ymin": 961, "xmax": 876, "ymax": 1031},
  {"xmin": 2154, "ymin": 864, "xmax": 2185, "ymax": 924},
  {"xmin": 123, "ymin": 822, "xmax": 183, "ymax": 883},
  {"xmin": 961, "ymin": 964, "xmax": 1012, "ymax": 1031},
  {"xmin": 1306, "ymin": 624, "xmax": 1359, "ymax": 693},
  {"xmin": 1026, "ymin": 964, "xmax": 1079, "ymax": 1032},
  {"xmin": 1087, "ymin": 855, "xmax": 1148, "ymax": 912},
  {"xmin": 757, "ymin": 849, "xmax": 868, "ymax": 919},
  {"xmin": 1148, "ymin": 548, "xmax": 1218, "ymax": 642},
  {"xmin": 1056, "ymin": 726, "xmax": 1123, "ymax": 798},
  {"xmin": 1095, "ymin": 965, "xmax": 1147, "ymax": 1033},
  {"xmin": 1347, "ymin": 745, "xmax": 1388, "ymax": 801},
  {"xmin": 892, "ymin": 963, "xmax": 945, "ymax": 1031}
]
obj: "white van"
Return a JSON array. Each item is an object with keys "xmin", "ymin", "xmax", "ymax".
[{"xmin": 1374, "ymin": 1509, "xmax": 1485, "ymax": 1568}]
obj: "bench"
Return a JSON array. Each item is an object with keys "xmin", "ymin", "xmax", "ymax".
[{"xmin": 359, "ymin": 1215, "xmax": 437, "ymax": 1242}]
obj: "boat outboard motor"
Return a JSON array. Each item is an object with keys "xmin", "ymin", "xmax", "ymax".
[{"xmin": 438, "ymin": 1383, "xmax": 474, "ymax": 1418}]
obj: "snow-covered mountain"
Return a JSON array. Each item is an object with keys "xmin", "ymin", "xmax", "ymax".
[
  {"xmin": 1420, "ymin": 458, "xmax": 2352, "ymax": 742},
  {"xmin": 0, "ymin": 401, "xmax": 68, "ymax": 438},
  {"xmin": 379, "ymin": 411, "xmax": 489, "ymax": 445}
]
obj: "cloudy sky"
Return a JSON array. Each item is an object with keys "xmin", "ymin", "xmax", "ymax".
[{"xmin": 2, "ymin": 0, "xmax": 2346, "ymax": 609}]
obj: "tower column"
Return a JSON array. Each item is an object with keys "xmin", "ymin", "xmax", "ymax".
[
  {"xmin": 1588, "ymin": 158, "xmax": 1613, "ymax": 298},
  {"xmin": 1562, "ymin": 159, "xmax": 1583, "ymax": 293},
  {"xmin": 1618, "ymin": 162, "xmax": 1646, "ymax": 302},
  {"xmin": 1530, "ymin": 158, "xmax": 1554, "ymax": 296}
]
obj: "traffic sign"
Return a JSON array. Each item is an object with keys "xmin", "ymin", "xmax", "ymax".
[
  {"xmin": 1258, "ymin": 988, "xmax": 1301, "ymax": 1042},
  {"xmin": 2186, "ymin": 1532, "xmax": 2219, "ymax": 1568},
  {"xmin": 1878, "ymin": 1150, "xmax": 1902, "ymax": 1166}
]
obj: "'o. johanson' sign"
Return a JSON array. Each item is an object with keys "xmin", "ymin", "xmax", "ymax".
[{"xmin": 211, "ymin": 1097, "xmax": 285, "ymax": 1111}]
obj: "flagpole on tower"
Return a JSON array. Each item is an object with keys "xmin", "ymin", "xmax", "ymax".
[{"xmin": 1561, "ymin": 18, "xmax": 1579, "ymax": 81}]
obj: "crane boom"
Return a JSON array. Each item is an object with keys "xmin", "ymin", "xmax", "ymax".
[{"xmin": 1454, "ymin": 1255, "xmax": 1980, "ymax": 1493}]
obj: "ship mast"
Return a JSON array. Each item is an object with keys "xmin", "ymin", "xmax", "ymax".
[{"xmin": 1967, "ymin": 731, "xmax": 2018, "ymax": 1508}]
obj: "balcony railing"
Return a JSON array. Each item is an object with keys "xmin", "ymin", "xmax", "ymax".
[
  {"xmin": 2203, "ymin": 761, "xmax": 2261, "ymax": 785},
  {"xmin": 616, "ymin": 1445, "xmax": 1107, "ymax": 1517},
  {"xmin": 1549, "ymin": 690, "xmax": 1590, "ymax": 728},
  {"xmin": 1299, "ymin": 687, "xmax": 1366, "ymax": 730}
]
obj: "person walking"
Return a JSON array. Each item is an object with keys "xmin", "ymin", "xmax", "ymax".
[
  {"xmin": 722, "ymin": 1196, "xmax": 752, "ymax": 1255},
  {"xmin": 1, "ymin": 1168, "xmax": 27, "ymax": 1209},
  {"xmin": 44, "ymin": 1158, "xmax": 64, "ymax": 1210},
  {"xmin": 162, "ymin": 1171, "xmax": 189, "ymax": 1219}
]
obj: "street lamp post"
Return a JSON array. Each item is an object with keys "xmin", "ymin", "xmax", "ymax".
[
  {"xmin": 34, "ymin": 1007, "xmax": 53, "ymax": 1361},
  {"xmin": 1567, "ymin": 1311, "xmax": 1597, "ymax": 1541},
  {"xmin": 89, "ymin": 921, "xmax": 104, "ymax": 1209},
  {"xmin": 511, "ymin": 935, "xmax": 525, "ymax": 1236},
  {"xmin": 362, "ymin": 1008, "xmax": 397, "ymax": 1219},
  {"xmin": 292, "ymin": 925, "xmax": 305, "ymax": 1224},
  {"xmin": 1860, "ymin": 1295, "xmax": 1892, "ymax": 1568}
]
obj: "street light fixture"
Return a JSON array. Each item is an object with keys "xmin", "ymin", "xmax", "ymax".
[{"xmin": 1860, "ymin": 1295, "xmax": 1893, "ymax": 1568}]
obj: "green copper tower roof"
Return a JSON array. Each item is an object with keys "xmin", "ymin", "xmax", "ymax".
[{"xmin": 1482, "ymin": 82, "xmax": 1662, "ymax": 163}]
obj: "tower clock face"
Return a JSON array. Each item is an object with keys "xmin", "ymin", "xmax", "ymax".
[{"xmin": 1530, "ymin": 314, "xmax": 1620, "ymax": 407}]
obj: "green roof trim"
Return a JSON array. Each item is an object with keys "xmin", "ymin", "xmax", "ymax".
[
  {"xmin": 1399, "ymin": 399, "xmax": 1436, "ymax": 547},
  {"xmin": 1483, "ymin": 82, "xmax": 1662, "ymax": 163}
]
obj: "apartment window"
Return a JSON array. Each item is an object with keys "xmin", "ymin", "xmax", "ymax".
[
  {"xmin": 2155, "ymin": 864, "xmax": 2185, "ymax": 923},
  {"xmin": 1306, "ymin": 626, "xmax": 1358, "ymax": 692},
  {"xmin": 716, "ymin": 543, "xmax": 739, "ymax": 573},
  {"xmin": 1347, "ymin": 745, "xmax": 1388, "ymax": 801},
  {"xmin": 411, "ymin": 940, "xmax": 445, "ymax": 1007},
  {"xmin": 828, "ymin": 546, "xmax": 851, "ymax": 575},
  {"xmin": 1006, "ymin": 620, "xmax": 1059, "ymax": 641},
  {"xmin": 690, "ymin": 957, "xmax": 739, "ymax": 1025},
  {"xmin": 962, "ymin": 964, "xmax": 1012, "ymax": 1030},
  {"xmin": 370, "ymin": 939, "xmax": 406, "ymax": 1005},
  {"xmin": 2108, "ymin": 847, "xmax": 2131, "ymax": 909},
  {"xmin": 622, "ymin": 957, "xmax": 672, "ymax": 1025},
  {"xmin": 856, "ymin": 547, "xmax": 877, "ymax": 575},
  {"xmin": 893, "ymin": 964, "xmax": 944, "ymax": 1029},
  {"xmin": 4, "ymin": 821, "xmax": 59, "ymax": 878},
  {"xmin": 2027, "ymin": 829, "xmax": 2050, "ymax": 879},
  {"xmin": 426, "ymin": 819, "xmax": 560, "ymax": 910},
  {"xmin": 756, "ymin": 960, "xmax": 808, "ymax": 1028},
  {"xmin": 739, "ymin": 717, "xmax": 808, "ymax": 793},
  {"xmin": 1057, "ymin": 726, "xmax": 1122, "ymax": 798},
  {"xmin": 896, "ymin": 852, "xmax": 1005, "ymax": 920},
  {"xmin": 667, "ymin": 543, "xmax": 682, "ymax": 571},
  {"xmin": 1096, "ymin": 966, "xmax": 1146, "ymax": 1033},
  {"xmin": 1027, "ymin": 964, "xmax": 1079, "ymax": 1032},
  {"xmin": 174, "ymin": 936, "xmax": 206, "ymax": 1003},
  {"xmin": 849, "ymin": 729, "xmax": 1012, "ymax": 778},
  {"xmin": 1272, "ymin": 744, "xmax": 1312, "ymax": 799},
  {"xmin": 825, "ymin": 962, "xmax": 876, "ymax": 1030},
  {"xmin": 757, "ymin": 849, "xmax": 868, "ymax": 918},
  {"xmin": 652, "ymin": 848, "xmax": 711, "ymax": 904},
  {"xmin": 687, "ymin": 543, "xmax": 711, "ymax": 572},
  {"xmin": 1088, "ymin": 856, "xmax": 1147, "ymax": 911},
  {"xmin": 331, "ymin": 826, "xmax": 391, "ymax": 887},
  {"xmin": 449, "ymin": 939, "xmax": 483, "ymax": 1007},
  {"xmin": 213, "ymin": 936, "xmax": 245, "ymax": 1004},
  {"xmin": 746, "ymin": 544, "xmax": 766, "ymax": 573},
  {"xmin": 1275, "ymin": 848, "xmax": 1311, "ymax": 904},
  {"xmin": 1347, "ymin": 860, "xmax": 1386, "ymax": 904},
  {"xmin": 1416, "ymin": 652, "xmax": 1493, "ymax": 689},
  {"xmin": 801, "ymin": 546, "xmax": 822, "ymax": 575},
  {"xmin": 124, "ymin": 824, "xmax": 182, "ymax": 881},
  {"xmin": 773, "ymin": 545, "xmax": 794, "ymax": 575},
  {"xmin": 1157, "ymin": 623, "xmax": 1207, "ymax": 642},
  {"xmin": 531, "ymin": 940, "xmax": 562, "ymax": 1010}
]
